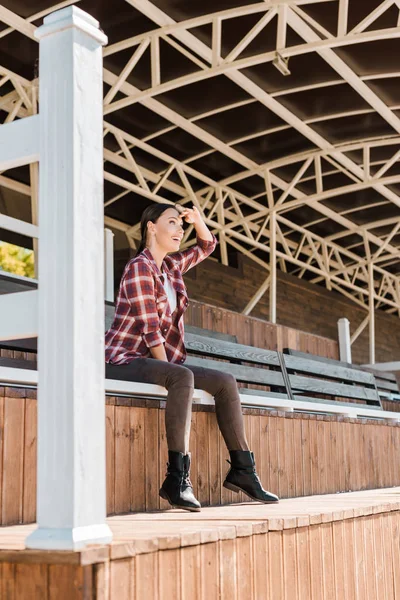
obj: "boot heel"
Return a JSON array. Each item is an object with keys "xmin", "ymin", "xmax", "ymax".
[
  {"xmin": 223, "ymin": 481, "xmax": 241, "ymax": 494},
  {"xmin": 226, "ymin": 450, "xmax": 279, "ymax": 503},
  {"xmin": 159, "ymin": 488, "xmax": 168, "ymax": 500}
]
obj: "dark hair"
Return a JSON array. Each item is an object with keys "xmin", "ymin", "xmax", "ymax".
[{"xmin": 136, "ymin": 203, "xmax": 180, "ymax": 256}]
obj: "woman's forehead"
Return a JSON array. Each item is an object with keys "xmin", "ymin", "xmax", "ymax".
[{"xmin": 163, "ymin": 208, "xmax": 182, "ymax": 223}]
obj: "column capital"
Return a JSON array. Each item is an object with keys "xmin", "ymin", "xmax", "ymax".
[{"xmin": 35, "ymin": 5, "xmax": 108, "ymax": 46}]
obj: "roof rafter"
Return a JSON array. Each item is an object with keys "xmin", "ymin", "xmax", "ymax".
[
  {"xmin": 104, "ymin": 1, "xmax": 400, "ymax": 112},
  {"xmin": 3, "ymin": 3, "xmax": 398, "ymax": 259},
  {"xmin": 0, "ymin": 1, "xmax": 399, "ymax": 311},
  {"xmin": 126, "ymin": 0, "xmax": 400, "ymax": 253},
  {"xmin": 141, "ymin": 73, "xmax": 400, "ymax": 152},
  {"xmin": 102, "ymin": 123, "xmax": 400, "ymax": 277}
]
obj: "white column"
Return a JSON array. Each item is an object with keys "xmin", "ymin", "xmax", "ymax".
[
  {"xmin": 104, "ymin": 228, "xmax": 115, "ymax": 303},
  {"xmin": 26, "ymin": 7, "xmax": 111, "ymax": 550},
  {"xmin": 369, "ymin": 265, "xmax": 376, "ymax": 365},
  {"xmin": 269, "ymin": 211, "xmax": 277, "ymax": 324},
  {"xmin": 337, "ymin": 317, "xmax": 352, "ymax": 363}
]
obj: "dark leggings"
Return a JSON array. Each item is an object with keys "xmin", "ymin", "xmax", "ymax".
[{"xmin": 106, "ymin": 358, "xmax": 249, "ymax": 454}]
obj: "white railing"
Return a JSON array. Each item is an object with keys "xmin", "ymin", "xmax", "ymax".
[
  {"xmin": 104, "ymin": 228, "xmax": 115, "ymax": 302},
  {"xmin": 0, "ymin": 6, "xmax": 111, "ymax": 550}
]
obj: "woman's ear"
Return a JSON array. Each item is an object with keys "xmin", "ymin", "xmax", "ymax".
[
  {"xmin": 146, "ymin": 221, "xmax": 156, "ymax": 246},
  {"xmin": 147, "ymin": 221, "xmax": 155, "ymax": 235}
]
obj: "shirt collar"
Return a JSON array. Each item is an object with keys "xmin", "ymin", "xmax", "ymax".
[
  {"xmin": 141, "ymin": 248, "xmax": 173, "ymax": 278},
  {"xmin": 140, "ymin": 248, "xmax": 187, "ymax": 300}
]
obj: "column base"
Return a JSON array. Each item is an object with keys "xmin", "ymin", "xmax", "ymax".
[{"xmin": 25, "ymin": 523, "xmax": 113, "ymax": 550}]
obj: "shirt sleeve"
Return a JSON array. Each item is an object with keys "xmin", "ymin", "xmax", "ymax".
[
  {"xmin": 170, "ymin": 233, "xmax": 217, "ymax": 275},
  {"xmin": 122, "ymin": 261, "xmax": 165, "ymax": 349}
]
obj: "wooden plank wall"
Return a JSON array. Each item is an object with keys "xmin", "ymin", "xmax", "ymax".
[
  {"xmin": 0, "ymin": 389, "xmax": 36, "ymax": 527},
  {"xmin": 104, "ymin": 512, "xmax": 400, "ymax": 600},
  {"xmin": 2, "ymin": 387, "xmax": 400, "ymax": 526},
  {"xmin": 186, "ymin": 299, "xmax": 339, "ymax": 359},
  {"xmin": 382, "ymin": 400, "xmax": 400, "ymax": 413},
  {"xmin": 0, "ymin": 348, "xmax": 36, "ymax": 362},
  {"xmin": 0, "ymin": 563, "xmax": 94, "ymax": 600},
  {"xmin": 1, "ymin": 511, "xmax": 400, "ymax": 599}
]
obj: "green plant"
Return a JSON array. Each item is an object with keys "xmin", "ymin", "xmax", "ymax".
[{"xmin": 0, "ymin": 242, "xmax": 35, "ymax": 278}]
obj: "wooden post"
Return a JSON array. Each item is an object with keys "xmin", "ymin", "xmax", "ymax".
[{"xmin": 26, "ymin": 6, "xmax": 111, "ymax": 550}]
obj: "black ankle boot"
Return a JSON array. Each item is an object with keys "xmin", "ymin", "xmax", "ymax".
[
  {"xmin": 159, "ymin": 451, "xmax": 201, "ymax": 512},
  {"xmin": 223, "ymin": 450, "xmax": 279, "ymax": 504}
]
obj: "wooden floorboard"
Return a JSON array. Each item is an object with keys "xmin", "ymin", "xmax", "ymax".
[{"xmin": 0, "ymin": 487, "xmax": 399, "ymax": 558}]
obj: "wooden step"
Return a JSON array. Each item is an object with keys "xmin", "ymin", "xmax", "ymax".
[{"xmin": 1, "ymin": 487, "xmax": 400, "ymax": 599}]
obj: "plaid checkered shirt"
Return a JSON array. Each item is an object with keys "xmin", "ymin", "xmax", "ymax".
[{"xmin": 105, "ymin": 234, "xmax": 217, "ymax": 364}]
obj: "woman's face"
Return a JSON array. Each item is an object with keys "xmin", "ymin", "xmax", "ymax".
[{"xmin": 147, "ymin": 208, "xmax": 184, "ymax": 253}]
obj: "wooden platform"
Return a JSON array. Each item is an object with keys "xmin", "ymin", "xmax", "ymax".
[{"xmin": 1, "ymin": 487, "xmax": 400, "ymax": 599}]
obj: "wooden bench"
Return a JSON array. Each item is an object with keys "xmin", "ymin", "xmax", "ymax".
[
  {"xmin": 0, "ymin": 280, "xmax": 397, "ymax": 419},
  {"xmin": 184, "ymin": 329, "xmax": 287, "ymax": 398},
  {"xmin": 282, "ymin": 348, "xmax": 382, "ymax": 408},
  {"xmin": 285, "ymin": 348, "xmax": 400, "ymax": 407},
  {"xmin": 361, "ymin": 367, "xmax": 400, "ymax": 403},
  {"xmin": 7, "ymin": 308, "xmax": 388, "ymax": 410}
]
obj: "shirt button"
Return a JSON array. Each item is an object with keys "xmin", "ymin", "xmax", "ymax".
[{"xmin": 163, "ymin": 328, "xmax": 168, "ymax": 333}]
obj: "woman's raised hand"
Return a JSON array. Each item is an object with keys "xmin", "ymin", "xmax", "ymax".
[
  {"xmin": 175, "ymin": 203, "xmax": 213, "ymax": 242},
  {"xmin": 176, "ymin": 205, "xmax": 202, "ymax": 225}
]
